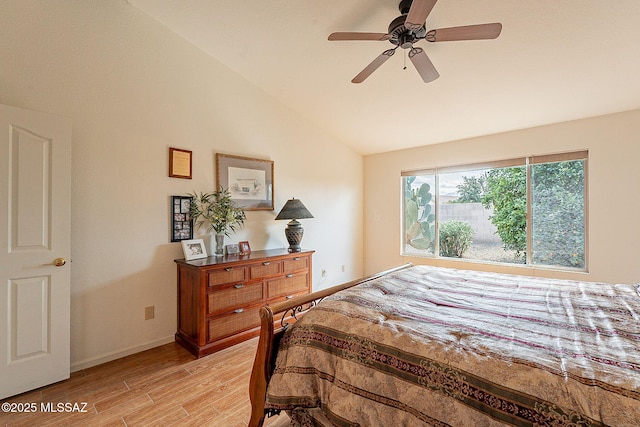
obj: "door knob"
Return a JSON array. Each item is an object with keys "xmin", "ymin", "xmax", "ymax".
[{"xmin": 53, "ymin": 258, "xmax": 67, "ymax": 267}]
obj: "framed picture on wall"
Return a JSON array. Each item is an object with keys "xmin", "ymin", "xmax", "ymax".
[
  {"xmin": 169, "ymin": 147, "xmax": 192, "ymax": 179},
  {"xmin": 171, "ymin": 196, "xmax": 194, "ymax": 242},
  {"xmin": 216, "ymin": 153, "xmax": 274, "ymax": 210}
]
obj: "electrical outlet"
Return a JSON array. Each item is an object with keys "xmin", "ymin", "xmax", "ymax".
[
  {"xmin": 145, "ymin": 306, "xmax": 155, "ymax": 320},
  {"xmin": 341, "ymin": 265, "xmax": 345, "ymax": 272},
  {"xmin": 321, "ymin": 269, "xmax": 327, "ymax": 278}
]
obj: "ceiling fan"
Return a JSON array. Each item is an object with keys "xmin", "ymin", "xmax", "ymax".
[{"xmin": 328, "ymin": 0, "xmax": 502, "ymax": 83}]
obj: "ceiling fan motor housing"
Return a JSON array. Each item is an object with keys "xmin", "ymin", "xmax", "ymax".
[{"xmin": 388, "ymin": 14, "xmax": 426, "ymax": 48}]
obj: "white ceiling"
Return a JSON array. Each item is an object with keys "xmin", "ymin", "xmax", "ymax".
[{"xmin": 128, "ymin": 0, "xmax": 640, "ymax": 155}]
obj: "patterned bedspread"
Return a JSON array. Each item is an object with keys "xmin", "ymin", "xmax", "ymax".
[{"xmin": 264, "ymin": 265, "xmax": 640, "ymax": 426}]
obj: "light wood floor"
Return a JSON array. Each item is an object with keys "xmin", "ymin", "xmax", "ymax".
[{"xmin": 0, "ymin": 338, "xmax": 289, "ymax": 427}]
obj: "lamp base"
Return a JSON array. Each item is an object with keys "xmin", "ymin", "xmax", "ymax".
[{"xmin": 284, "ymin": 220, "xmax": 304, "ymax": 252}]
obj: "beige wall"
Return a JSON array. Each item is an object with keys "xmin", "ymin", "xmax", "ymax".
[
  {"xmin": 364, "ymin": 109, "xmax": 640, "ymax": 284},
  {"xmin": 0, "ymin": 0, "xmax": 363, "ymax": 370}
]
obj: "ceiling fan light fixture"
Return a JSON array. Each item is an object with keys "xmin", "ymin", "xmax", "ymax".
[{"xmin": 399, "ymin": 33, "xmax": 416, "ymax": 49}]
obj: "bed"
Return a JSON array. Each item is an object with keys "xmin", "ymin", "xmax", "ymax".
[{"xmin": 248, "ymin": 264, "xmax": 640, "ymax": 426}]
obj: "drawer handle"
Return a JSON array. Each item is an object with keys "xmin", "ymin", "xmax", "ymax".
[
  {"xmin": 233, "ymin": 308, "xmax": 244, "ymax": 314},
  {"xmin": 286, "ymin": 295, "xmax": 293, "ymax": 299},
  {"xmin": 286, "ymin": 274, "xmax": 294, "ymax": 278},
  {"xmin": 224, "ymin": 267, "xmax": 233, "ymax": 272},
  {"xmin": 293, "ymin": 257, "xmax": 300, "ymax": 261},
  {"xmin": 262, "ymin": 261, "xmax": 271, "ymax": 266},
  {"xmin": 233, "ymin": 284, "xmax": 244, "ymax": 289}
]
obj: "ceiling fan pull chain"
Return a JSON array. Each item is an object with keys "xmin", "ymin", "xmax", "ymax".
[{"xmin": 403, "ymin": 50, "xmax": 407, "ymax": 70}]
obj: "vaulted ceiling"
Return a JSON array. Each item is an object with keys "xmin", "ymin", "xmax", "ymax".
[{"xmin": 128, "ymin": 0, "xmax": 640, "ymax": 155}]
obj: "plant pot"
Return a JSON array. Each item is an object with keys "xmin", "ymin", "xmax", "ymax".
[{"xmin": 212, "ymin": 233, "xmax": 225, "ymax": 257}]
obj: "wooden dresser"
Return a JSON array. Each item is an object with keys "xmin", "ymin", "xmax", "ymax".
[{"xmin": 174, "ymin": 248, "xmax": 314, "ymax": 358}]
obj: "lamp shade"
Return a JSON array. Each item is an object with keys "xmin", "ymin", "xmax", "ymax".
[{"xmin": 275, "ymin": 198, "xmax": 314, "ymax": 220}]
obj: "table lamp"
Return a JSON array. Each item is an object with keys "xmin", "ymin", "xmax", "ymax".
[{"xmin": 275, "ymin": 198, "xmax": 314, "ymax": 252}]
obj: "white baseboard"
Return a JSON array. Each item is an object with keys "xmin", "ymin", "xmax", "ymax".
[{"xmin": 70, "ymin": 335, "xmax": 175, "ymax": 372}]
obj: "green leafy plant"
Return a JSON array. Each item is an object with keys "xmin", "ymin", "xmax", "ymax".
[
  {"xmin": 479, "ymin": 161, "xmax": 584, "ymax": 267},
  {"xmin": 404, "ymin": 177, "xmax": 435, "ymax": 252},
  {"xmin": 481, "ymin": 167, "xmax": 527, "ymax": 257},
  {"xmin": 451, "ymin": 174, "xmax": 487, "ymax": 204},
  {"xmin": 439, "ymin": 220, "xmax": 474, "ymax": 258},
  {"xmin": 530, "ymin": 161, "xmax": 585, "ymax": 267},
  {"xmin": 189, "ymin": 187, "xmax": 246, "ymax": 236}
]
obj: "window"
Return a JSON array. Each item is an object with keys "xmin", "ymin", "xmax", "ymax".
[{"xmin": 401, "ymin": 151, "xmax": 587, "ymax": 270}]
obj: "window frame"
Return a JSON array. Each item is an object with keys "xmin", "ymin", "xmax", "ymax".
[{"xmin": 401, "ymin": 150, "xmax": 588, "ymax": 272}]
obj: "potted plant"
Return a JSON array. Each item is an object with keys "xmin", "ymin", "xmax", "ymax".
[{"xmin": 189, "ymin": 187, "xmax": 246, "ymax": 257}]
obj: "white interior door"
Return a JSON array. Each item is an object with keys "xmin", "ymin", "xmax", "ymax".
[{"xmin": 0, "ymin": 104, "xmax": 72, "ymax": 399}]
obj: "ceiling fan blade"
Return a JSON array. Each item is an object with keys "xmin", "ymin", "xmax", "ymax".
[
  {"xmin": 405, "ymin": 0, "xmax": 438, "ymax": 32},
  {"xmin": 328, "ymin": 32, "xmax": 390, "ymax": 41},
  {"xmin": 352, "ymin": 49, "xmax": 396, "ymax": 83},
  {"xmin": 426, "ymin": 23, "xmax": 502, "ymax": 42},
  {"xmin": 409, "ymin": 47, "xmax": 439, "ymax": 83}
]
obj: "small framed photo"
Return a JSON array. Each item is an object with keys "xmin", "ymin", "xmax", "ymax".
[
  {"xmin": 225, "ymin": 244, "xmax": 240, "ymax": 255},
  {"xmin": 181, "ymin": 239, "xmax": 208, "ymax": 260},
  {"xmin": 171, "ymin": 196, "xmax": 193, "ymax": 242},
  {"xmin": 239, "ymin": 241, "xmax": 251, "ymax": 255},
  {"xmin": 169, "ymin": 147, "xmax": 192, "ymax": 179}
]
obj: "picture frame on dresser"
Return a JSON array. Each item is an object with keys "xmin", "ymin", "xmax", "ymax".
[
  {"xmin": 216, "ymin": 153, "xmax": 274, "ymax": 211},
  {"xmin": 225, "ymin": 243, "xmax": 240, "ymax": 255},
  {"xmin": 239, "ymin": 241, "xmax": 251, "ymax": 255},
  {"xmin": 181, "ymin": 239, "xmax": 207, "ymax": 260}
]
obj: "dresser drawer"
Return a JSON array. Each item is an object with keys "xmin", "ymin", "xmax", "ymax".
[
  {"xmin": 208, "ymin": 266, "xmax": 246, "ymax": 287},
  {"xmin": 208, "ymin": 305, "xmax": 261, "ymax": 342},
  {"xmin": 249, "ymin": 260, "xmax": 281, "ymax": 279},
  {"xmin": 267, "ymin": 272, "xmax": 309, "ymax": 299},
  {"xmin": 269, "ymin": 290, "xmax": 309, "ymax": 305},
  {"xmin": 207, "ymin": 282, "xmax": 263, "ymax": 314},
  {"xmin": 283, "ymin": 255, "xmax": 309, "ymax": 273}
]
